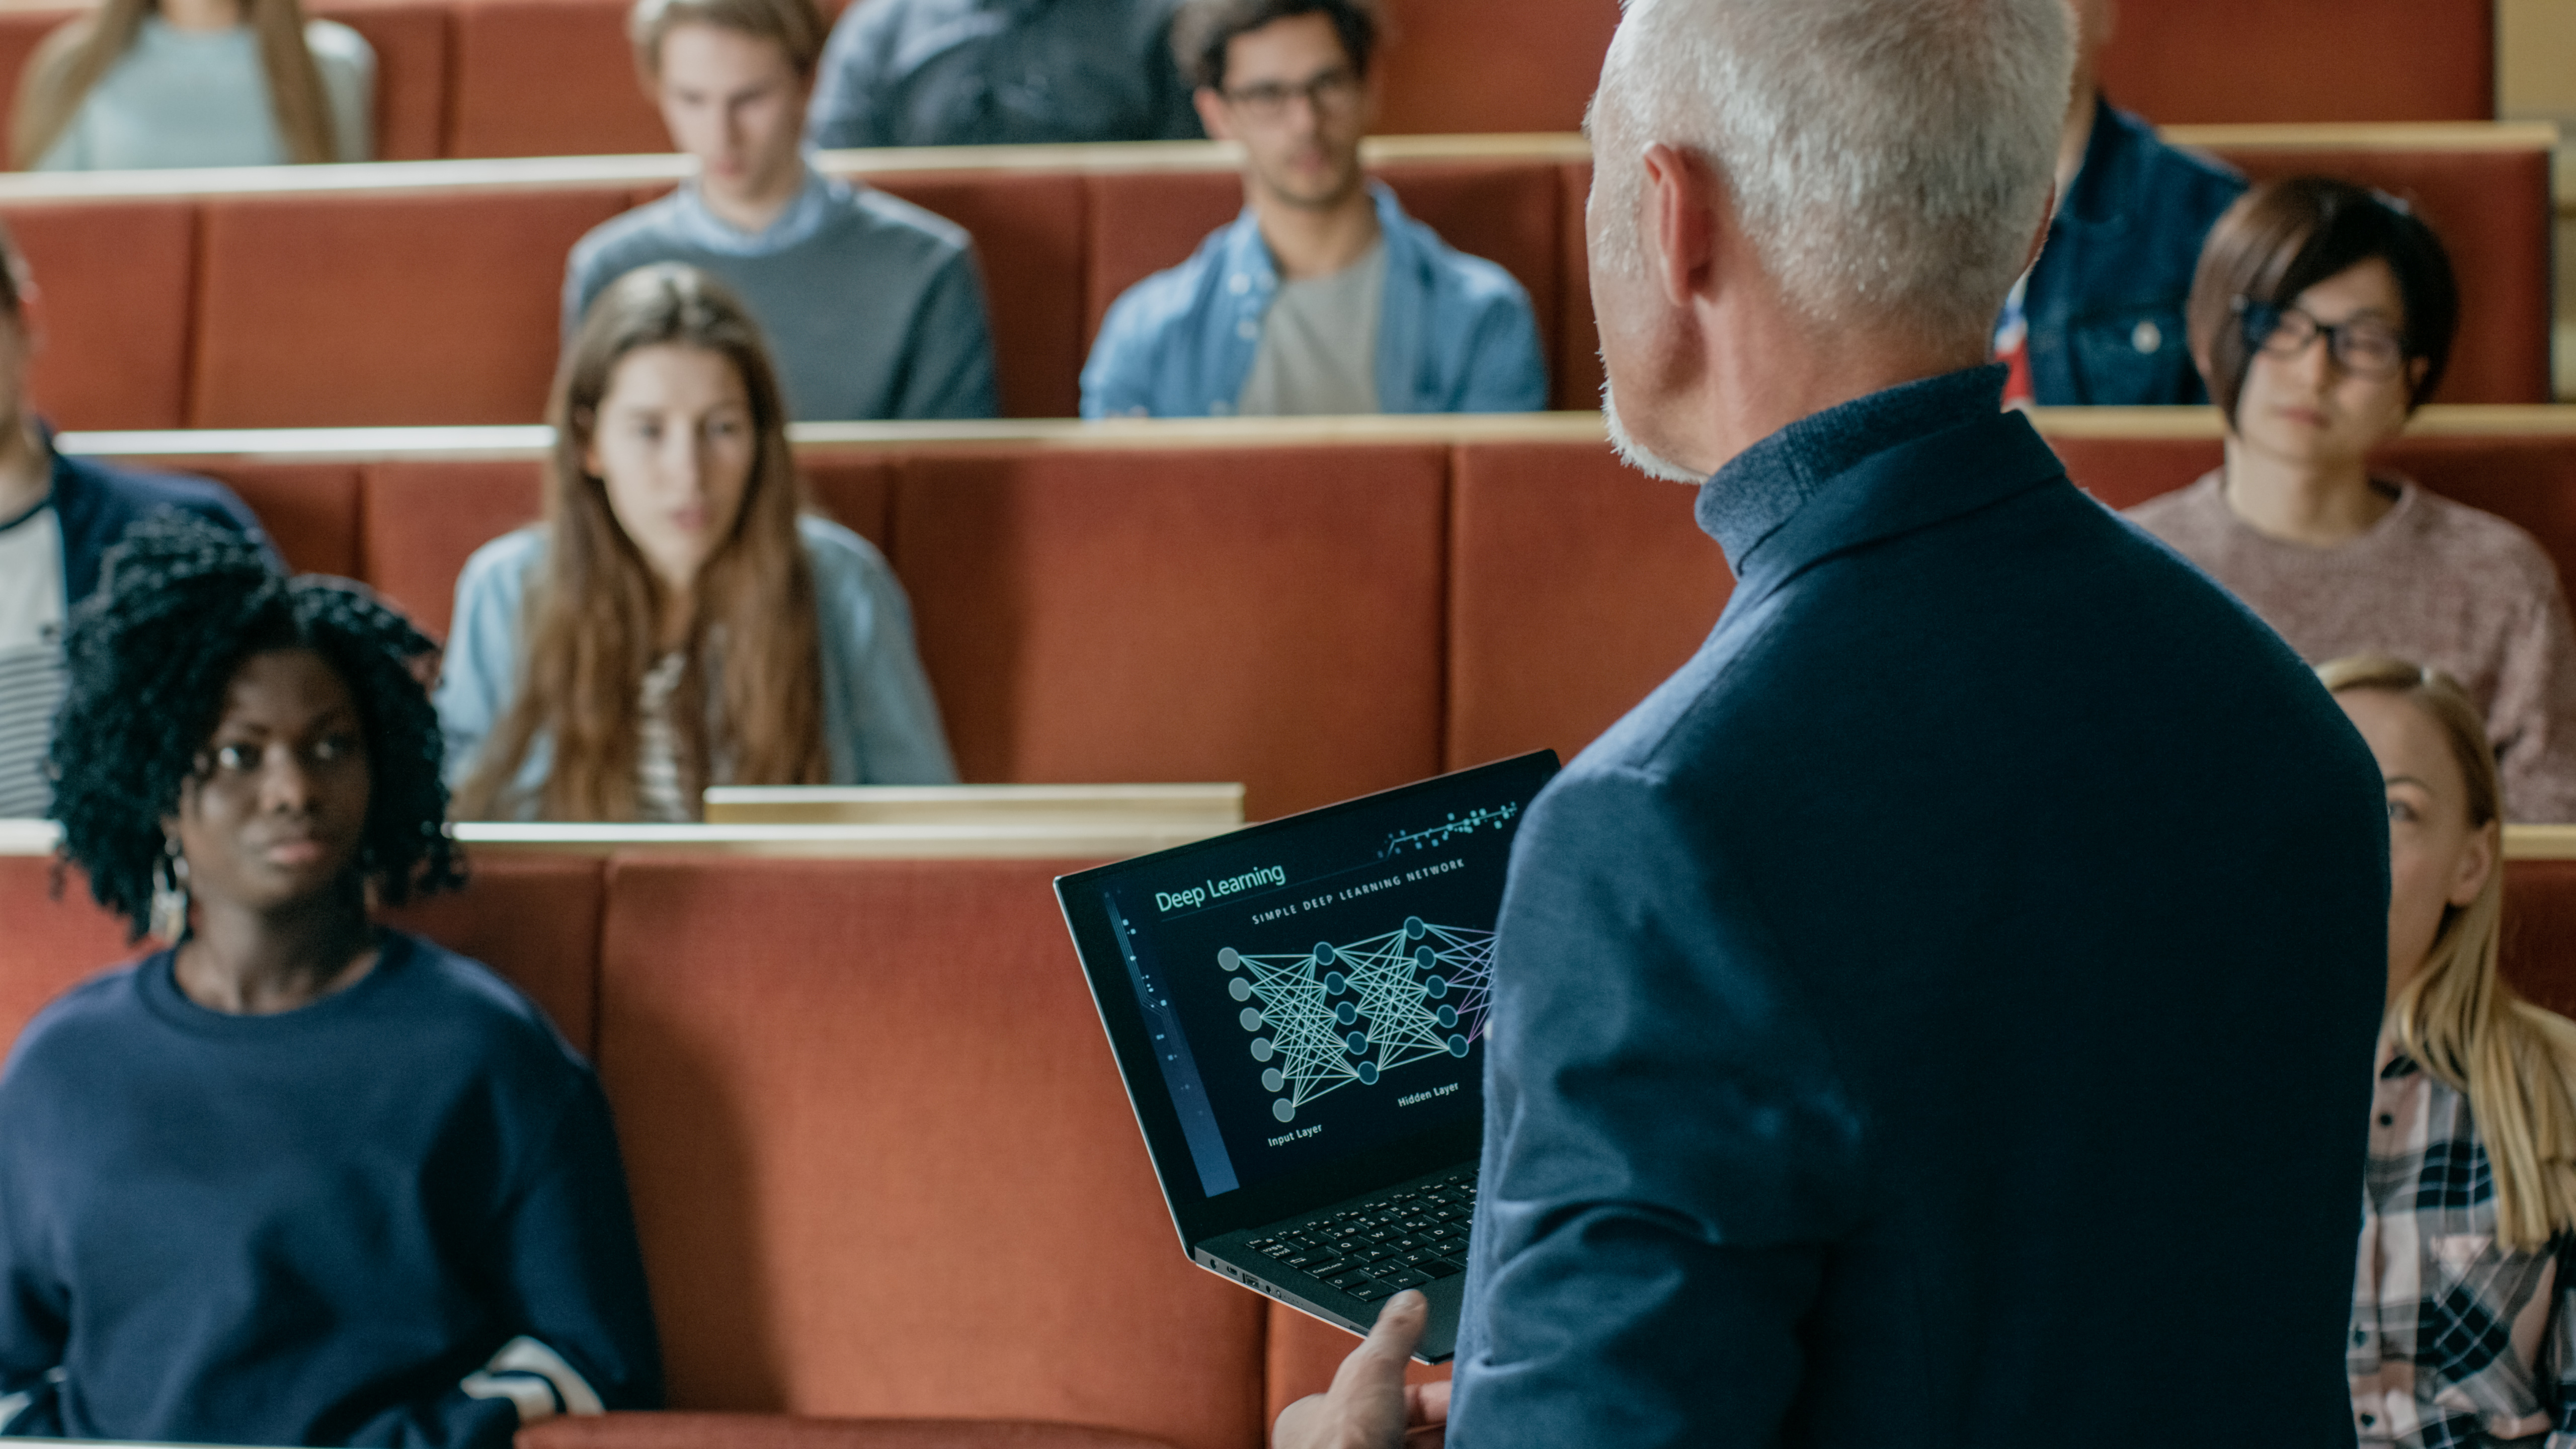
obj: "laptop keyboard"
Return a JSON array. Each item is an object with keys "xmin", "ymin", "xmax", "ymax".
[{"xmin": 1243, "ymin": 1168, "xmax": 1477, "ymax": 1303}]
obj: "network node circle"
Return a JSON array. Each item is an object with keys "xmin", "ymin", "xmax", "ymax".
[
  {"xmin": 1239, "ymin": 1007, "xmax": 1264, "ymax": 1031},
  {"xmin": 1218, "ymin": 947, "xmax": 1241, "ymax": 971},
  {"xmin": 1346, "ymin": 1030, "xmax": 1370, "ymax": 1054},
  {"xmin": 1314, "ymin": 943, "xmax": 1337, "ymax": 965},
  {"xmin": 1423, "ymin": 976, "xmax": 1447, "ymax": 998},
  {"xmin": 1251, "ymin": 1038, "xmax": 1274, "ymax": 1061},
  {"xmin": 1323, "ymin": 971, "xmax": 1347, "ymax": 995},
  {"xmin": 1435, "ymin": 1005, "xmax": 1458, "ymax": 1028},
  {"xmin": 1356, "ymin": 1061, "xmax": 1381, "ymax": 1085},
  {"xmin": 1405, "ymin": 916, "xmax": 1426, "ymax": 940},
  {"xmin": 1414, "ymin": 945, "xmax": 1435, "ymax": 969},
  {"xmin": 1447, "ymin": 1034, "xmax": 1470, "ymax": 1057},
  {"xmin": 1334, "ymin": 1001, "xmax": 1359, "ymax": 1026},
  {"xmin": 1262, "ymin": 1068, "xmax": 1285, "ymax": 1093},
  {"xmin": 1273, "ymin": 1098, "xmax": 1296, "ymax": 1122},
  {"xmin": 1228, "ymin": 977, "xmax": 1252, "ymax": 1001}
]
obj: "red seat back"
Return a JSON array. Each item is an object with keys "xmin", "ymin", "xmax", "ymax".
[
  {"xmin": 2101, "ymin": 0, "xmax": 2491, "ymax": 124},
  {"xmin": 446, "ymin": 0, "xmax": 665, "ymax": 158},
  {"xmin": 594, "ymin": 856, "xmax": 1265, "ymax": 1448},
  {"xmin": 9, "ymin": 201, "xmax": 196, "ymax": 431},
  {"xmin": 889, "ymin": 442, "xmax": 1448, "ymax": 819}
]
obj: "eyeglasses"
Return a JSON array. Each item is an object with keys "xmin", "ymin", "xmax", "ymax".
[
  {"xmin": 2232, "ymin": 295, "xmax": 2410, "ymax": 381},
  {"xmin": 1221, "ymin": 67, "xmax": 1362, "ymax": 123}
]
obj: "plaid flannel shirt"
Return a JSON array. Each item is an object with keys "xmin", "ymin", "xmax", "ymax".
[{"xmin": 2354, "ymin": 1049, "xmax": 2576, "ymax": 1447}]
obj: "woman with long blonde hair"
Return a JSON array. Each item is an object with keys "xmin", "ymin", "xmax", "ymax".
[
  {"xmin": 2328, "ymin": 653, "xmax": 2576, "ymax": 1445},
  {"xmin": 437, "ymin": 263, "xmax": 953, "ymax": 821},
  {"xmin": 11, "ymin": 0, "xmax": 372, "ymax": 170}
]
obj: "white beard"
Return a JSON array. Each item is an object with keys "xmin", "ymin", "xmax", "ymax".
[{"xmin": 1601, "ymin": 380, "xmax": 1704, "ymax": 483}]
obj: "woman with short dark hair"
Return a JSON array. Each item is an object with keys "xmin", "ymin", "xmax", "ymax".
[
  {"xmin": 6, "ymin": 512, "xmax": 661, "ymax": 1446},
  {"xmin": 2126, "ymin": 177, "xmax": 2576, "ymax": 821}
]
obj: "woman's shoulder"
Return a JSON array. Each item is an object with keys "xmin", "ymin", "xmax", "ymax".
[
  {"xmin": 796, "ymin": 512, "xmax": 896, "ymax": 584},
  {"xmin": 301, "ymin": 17, "xmax": 374, "ymax": 72},
  {"xmin": 378, "ymin": 930, "xmax": 589, "ymax": 1076},
  {"xmin": 456, "ymin": 524, "xmax": 548, "ymax": 593},
  {"xmin": 2403, "ymin": 484, "xmax": 2564, "ymax": 587},
  {"xmin": 3, "ymin": 958, "xmax": 155, "ymax": 1083}
]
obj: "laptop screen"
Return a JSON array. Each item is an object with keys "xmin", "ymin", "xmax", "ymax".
[{"xmin": 1058, "ymin": 752, "xmax": 1557, "ymax": 1232}]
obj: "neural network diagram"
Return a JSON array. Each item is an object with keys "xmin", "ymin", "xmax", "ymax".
[{"xmin": 1220, "ymin": 916, "xmax": 1493, "ymax": 1122}]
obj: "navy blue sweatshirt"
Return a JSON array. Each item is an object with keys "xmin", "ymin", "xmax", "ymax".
[{"xmin": 0, "ymin": 931, "xmax": 664, "ymax": 1446}]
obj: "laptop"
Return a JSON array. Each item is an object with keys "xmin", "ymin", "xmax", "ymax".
[{"xmin": 1054, "ymin": 751, "xmax": 1559, "ymax": 1361}]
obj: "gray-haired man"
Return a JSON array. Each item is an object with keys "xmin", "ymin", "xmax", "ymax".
[{"xmin": 1277, "ymin": 0, "xmax": 2388, "ymax": 1444}]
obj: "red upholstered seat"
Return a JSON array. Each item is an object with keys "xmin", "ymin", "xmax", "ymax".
[
  {"xmin": 446, "ymin": 0, "xmax": 665, "ymax": 159},
  {"xmin": 0, "ymin": 857, "xmax": 142, "ymax": 1051},
  {"xmin": 191, "ymin": 461, "xmax": 366, "ymax": 577},
  {"xmin": 6, "ymin": 201, "xmax": 196, "ymax": 431},
  {"xmin": 1554, "ymin": 162, "xmax": 1601, "ymax": 416},
  {"xmin": 521, "ymin": 1413, "xmax": 1183, "ymax": 1449},
  {"xmin": 189, "ymin": 188, "xmax": 629, "ymax": 427},
  {"xmin": 322, "ymin": 0, "xmax": 450, "ymax": 161},
  {"xmin": 360, "ymin": 458, "xmax": 547, "ymax": 638},
  {"xmin": 870, "ymin": 172, "xmax": 1089, "ymax": 421},
  {"xmin": 2198, "ymin": 141, "xmax": 2554, "ymax": 406},
  {"xmin": 2100, "ymin": 0, "xmax": 2490, "ymax": 124},
  {"xmin": 2506, "ymin": 858, "xmax": 2576, "ymax": 1021},
  {"xmin": 888, "ymin": 443, "xmax": 1447, "ymax": 819},
  {"xmin": 2042, "ymin": 434, "xmax": 2224, "ymax": 512},
  {"xmin": 1370, "ymin": 0, "xmax": 1619, "ymax": 136},
  {"xmin": 593, "ymin": 857, "xmax": 1265, "ymax": 1448},
  {"xmin": 1444, "ymin": 437, "xmax": 1730, "ymax": 770}
]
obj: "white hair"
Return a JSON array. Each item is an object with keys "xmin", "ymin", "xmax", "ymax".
[{"xmin": 1590, "ymin": 0, "xmax": 2071, "ymax": 349}]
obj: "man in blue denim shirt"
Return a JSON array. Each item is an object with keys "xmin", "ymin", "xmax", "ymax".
[
  {"xmin": 2006, "ymin": 0, "xmax": 2244, "ymax": 406},
  {"xmin": 1080, "ymin": 0, "xmax": 1546, "ymax": 419}
]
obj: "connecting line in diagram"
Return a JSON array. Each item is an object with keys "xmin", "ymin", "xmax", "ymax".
[{"xmin": 1219, "ymin": 915, "xmax": 1494, "ymax": 1123}]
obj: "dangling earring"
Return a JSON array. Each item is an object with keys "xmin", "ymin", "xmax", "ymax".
[{"xmin": 148, "ymin": 837, "xmax": 190, "ymax": 946}]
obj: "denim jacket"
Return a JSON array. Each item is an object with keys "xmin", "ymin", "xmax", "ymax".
[
  {"xmin": 434, "ymin": 515, "xmax": 956, "ymax": 816},
  {"xmin": 2024, "ymin": 98, "xmax": 2245, "ymax": 406},
  {"xmin": 1081, "ymin": 182, "xmax": 1549, "ymax": 418}
]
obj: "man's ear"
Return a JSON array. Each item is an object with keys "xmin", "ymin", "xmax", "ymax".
[
  {"xmin": 1640, "ymin": 142, "xmax": 1715, "ymax": 309},
  {"xmin": 1193, "ymin": 87, "xmax": 1234, "ymax": 142}
]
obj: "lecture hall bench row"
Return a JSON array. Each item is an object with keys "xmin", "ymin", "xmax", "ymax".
[
  {"xmin": 52, "ymin": 404, "xmax": 2576, "ymax": 826},
  {"xmin": 0, "ymin": 0, "xmax": 2500, "ymax": 165},
  {"xmin": 14, "ymin": 821, "xmax": 2576, "ymax": 1449},
  {"xmin": 0, "ymin": 122, "xmax": 2555, "ymax": 431}
]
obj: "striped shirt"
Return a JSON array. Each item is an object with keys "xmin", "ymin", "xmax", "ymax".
[
  {"xmin": 0, "ymin": 501, "xmax": 65, "ymax": 819},
  {"xmin": 634, "ymin": 652, "xmax": 689, "ymax": 824},
  {"xmin": 2354, "ymin": 1047, "xmax": 2576, "ymax": 1446}
]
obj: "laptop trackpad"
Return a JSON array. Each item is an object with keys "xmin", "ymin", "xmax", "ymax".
[{"xmin": 1400, "ymin": 1270, "xmax": 1466, "ymax": 1363}]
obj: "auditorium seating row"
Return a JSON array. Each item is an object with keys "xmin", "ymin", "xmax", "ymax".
[
  {"xmin": 12, "ymin": 818, "xmax": 2576, "ymax": 1449},
  {"xmin": 0, "ymin": 124, "xmax": 2553, "ymax": 430},
  {"xmin": 55, "ymin": 404, "xmax": 2576, "ymax": 824},
  {"xmin": 0, "ymin": 0, "xmax": 2495, "ymax": 167}
]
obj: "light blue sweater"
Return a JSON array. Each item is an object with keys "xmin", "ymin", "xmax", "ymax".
[
  {"xmin": 434, "ymin": 515, "xmax": 956, "ymax": 817},
  {"xmin": 35, "ymin": 16, "xmax": 373, "ymax": 171}
]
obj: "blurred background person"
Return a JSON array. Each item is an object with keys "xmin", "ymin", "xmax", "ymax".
[
  {"xmin": 2324, "ymin": 655, "xmax": 2576, "ymax": 1446},
  {"xmin": 11, "ymin": 512, "xmax": 661, "ymax": 1445},
  {"xmin": 1992, "ymin": 0, "xmax": 2242, "ymax": 406},
  {"xmin": 11, "ymin": 0, "xmax": 372, "ymax": 169},
  {"xmin": 0, "ymin": 222, "xmax": 268, "ymax": 818},
  {"xmin": 444, "ymin": 264, "xmax": 953, "ymax": 822},
  {"xmin": 567, "ymin": 0, "xmax": 1000, "ymax": 422},
  {"xmin": 806, "ymin": 0, "xmax": 1200, "ymax": 148},
  {"xmin": 1082, "ymin": 0, "xmax": 1543, "ymax": 418},
  {"xmin": 2128, "ymin": 178, "xmax": 2576, "ymax": 822}
]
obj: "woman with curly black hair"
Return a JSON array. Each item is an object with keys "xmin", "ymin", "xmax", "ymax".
[{"xmin": 5, "ymin": 512, "xmax": 662, "ymax": 1446}]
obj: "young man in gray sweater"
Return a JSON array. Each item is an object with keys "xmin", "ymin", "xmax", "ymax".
[{"xmin": 563, "ymin": 0, "xmax": 1001, "ymax": 422}]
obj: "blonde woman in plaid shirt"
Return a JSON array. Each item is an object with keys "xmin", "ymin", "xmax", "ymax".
[{"xmin": 2329, "ymin": 654, "xmax": 2576, "ymax": 1446}]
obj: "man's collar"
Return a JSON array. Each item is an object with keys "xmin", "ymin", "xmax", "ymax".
[
  {"xmin": 1694, "ymin": 364, "xmax": 2064, "ymax": 604},
  {"xmin": 674, "ymin": 164, "xmax": 836, "ymax": 255}
]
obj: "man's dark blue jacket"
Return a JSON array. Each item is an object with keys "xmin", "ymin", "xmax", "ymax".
[
  {"xmin": 2025, "ymin": 98, "xmax": 2245, "ymax": 406},
  {"xmin": 1447, "ymin": 367, "xmax": 2387, "ymax": 1446}
]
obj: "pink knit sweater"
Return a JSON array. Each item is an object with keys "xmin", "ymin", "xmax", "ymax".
[{"xmin": 2125, "ymin": 471, "xmax": 2576, "ymax": 823}]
